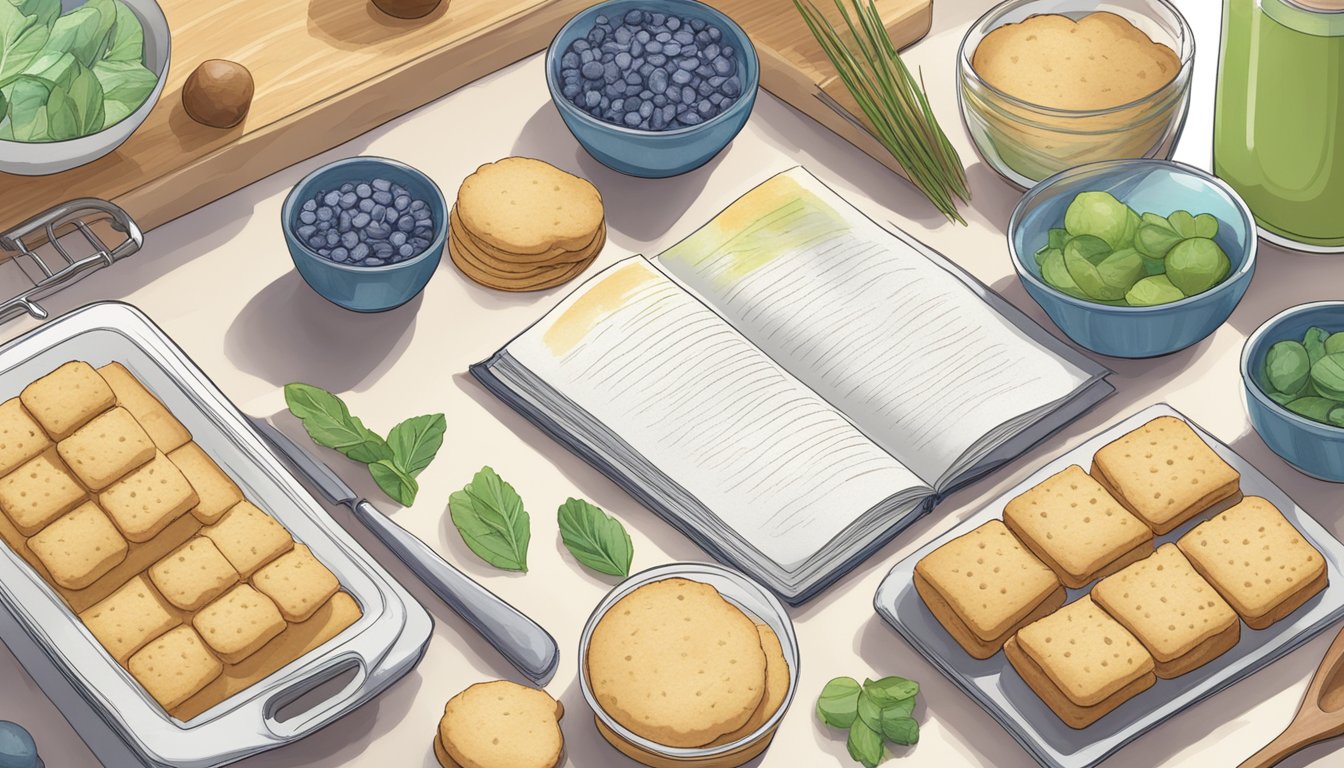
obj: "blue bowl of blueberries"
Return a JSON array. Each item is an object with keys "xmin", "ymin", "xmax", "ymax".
[
  {"xmin": 547, "ymin": 0, "xmax": 759, "ymax": 178},
  {"xmin": 282, "ymin": 156, "xmax": 447, "ymax": 312}
]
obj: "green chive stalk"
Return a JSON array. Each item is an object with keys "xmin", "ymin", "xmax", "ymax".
[{"xmin": 795, "ymin": 0, "xmax": 970, "ymax": 224}]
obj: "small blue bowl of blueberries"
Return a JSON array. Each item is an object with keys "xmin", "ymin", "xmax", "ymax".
[
  {"xmin": 547, "ymin": 0, "xmax": 759, "ymax": 178},
  {"xmin": 282, "ymin": 156, "xmax": 447, "ymax": 312}
]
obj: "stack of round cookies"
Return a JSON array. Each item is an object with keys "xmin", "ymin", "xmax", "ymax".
[
  {"xmin": 586, "ymin": 577, "xmax": 792, "ymax": 766},
  {"xmin": 449, "ymin": 157, "xmax": 606, "ymax": 292},
  {"xmin": 432, "ymin": 680, "xmax": 565, "ymax": 768}
]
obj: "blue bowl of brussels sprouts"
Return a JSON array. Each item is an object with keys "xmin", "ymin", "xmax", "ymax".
[
  {"xmin": 1009, "ymin": 159, "xmax": 1257, "ymax": 358},
  {"xmin": 1243, "ymin": 302, "xmax": 1344, "ymax": 482},
  {"xmin": 545, "ymin": 0, "xmax": 758, "ymax": 178}
]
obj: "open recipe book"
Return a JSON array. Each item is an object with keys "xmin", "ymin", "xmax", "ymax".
[{"xmin": 473, "ymin": 169, "xmax": 1112, "ymax": 603}]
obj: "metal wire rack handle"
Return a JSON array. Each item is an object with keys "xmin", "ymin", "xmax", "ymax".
[{"xmin": 0, "ymin": 198, "xmax": 142, "ymax": 324}]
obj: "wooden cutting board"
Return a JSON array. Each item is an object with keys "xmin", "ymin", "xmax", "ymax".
[{"xmin": 0, "ymin": 0, "xmax": 932, "ymax": 236}]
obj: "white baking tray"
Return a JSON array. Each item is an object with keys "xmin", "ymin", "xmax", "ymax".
[
  {"xmin": 874, "ymin": 404, "xmax": 1344, "ymax": 768},
  {"xmin": 0, "ymin": 302, "xmax": 432, "ymax": 768}
]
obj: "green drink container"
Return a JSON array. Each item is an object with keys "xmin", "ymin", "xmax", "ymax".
[{"xmin": 1214, "ymin": 0, "xmax": 1344, "ymax": 252}]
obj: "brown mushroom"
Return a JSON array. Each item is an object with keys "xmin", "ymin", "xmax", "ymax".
[
  {"xmin": 372, "ymin": 0, "xmax": 442, "ymax": 20},
  {"xmin": 182, "ymin": 59, "xmax": 254, "ymax": 129}
]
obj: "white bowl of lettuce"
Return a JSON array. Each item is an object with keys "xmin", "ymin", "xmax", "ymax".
[{"xmin": 0, "ymin": 0, "xmax": 169, "ymax": 175}]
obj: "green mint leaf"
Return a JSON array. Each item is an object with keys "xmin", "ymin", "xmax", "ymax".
[
  {"xmin": 0, "ymin": 4, "xmax": 50, "ymax": 88},
  {"xmin": 816, "ymin": 677, "xmax": 861, "ymax": 729},
  {"xmin": 448, "ymin": 467, "xmax": 530, "ymax": 571},
  {"xmin": 881, "ymin": 696, "xmax": 915, "ymax": 721},
  {"xmin": 557, "ymin": 498, "xmax": 633, "ymax": 577},
  {"xmin": 387, "ymin": 413, "xmax": 446, "ymax": 478},
  {"xmin": 856, "ymin": 690, "xmax": 883, "ymax": 733},
  {"xmin": 369, "ymin": 459, "xmax": 418, "ymax": 506},
  {"xmin": 284, "ymin": 382, "xmax": 393, "ymax": 464},
  {"xmin": 102, "ymin": 0, "xmax": 144, "ymax": 63},
  {"xmin": 863, "ymin": 677, "xmax": 919, "ymax": 707},
  {"xmin": 846, "ymin": 719, "xmax": 885, "ymax": 768},
  {"xmin": 880, "ymin": 715, "xmax": 919, "ymax": 747}
]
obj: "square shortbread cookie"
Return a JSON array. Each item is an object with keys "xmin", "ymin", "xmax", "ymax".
[
  {"xmin": 27, "ymin": 501, "xmax": 128, "ymax": 590},
  {"xmin": 252, "ymin": 544, "xmax": 340, "ymax": 623},
  {"xmin": 80, "ymin": 574, "xmax": 180, "ymax": 664},
  {"xmin": 128, "ymin": 626, "xmax": 223, "ymax": 710},
  {"xmin": 0, "ymin": 398, "xmax": 51, "ymax": 476},
  {"xmin": 58, "ymin": 407, "xmax": 155, "ymax": 490},
  {"xmin": 100, "ymin": 451, "xmax": 199, "ymax": 543},
  {"xmin": 20, "ymin": 361, "xmax": 115, "ymax": 440},
  {"xmin": 202, "ymin": 501, "xmax": 293, "ymax": 577},
  {"xmin": 148, "ymin": 536, "xmax": 240, "ymax": 612},
  {"xmin": 168, "ymin": 443, "xmax": 242, "ymax": 525},
  {"xmin": 0, "ymin": 449, "xmax": 86, "ymax": 536},
  {"xmin": 193, "ymin": 584, "xmax": 286, "ymax": 664},
  {"xmin": 97, "ymin": 363, "xmax": 191, "ymax": 453}
]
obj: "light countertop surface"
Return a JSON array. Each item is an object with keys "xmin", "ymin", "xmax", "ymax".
[{"xmin": 3, "ymin": 1, "xmax": 1342, "ymax": 766}]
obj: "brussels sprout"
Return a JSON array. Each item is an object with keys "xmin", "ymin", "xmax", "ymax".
[
  {"xmin": 1193, "ymin": 213, "xmax": 1218, "ymax": 239},
  {"xmin": 1266, "ymin": 340, "xmax": 1312, "ymax": 395},
  {"xmin": 1287, "ymin": 396, "xmax": 1339, "ymax": 422},
  {"xmin": 1304, "ymin": 327, "xmax": 1331, "ymax": 365},
  {"xmin": 1165, "ymin": 238, "xmax": 1231, "ymax": 296},
  {"xmin": 1034, "ymin": 228, "xmax": 1069, "ymax": 267},
  {"xmin": 1040, "ymin": 249, "xmax": 1089, "ymax": 299},
  {"xmin": 1311, "ymin": 353, "xmax": 1344, "ymax": 400},
  {"xmin": 1120, "ymin": 208, "xmax": 1141, "ymax": 249},
  {"xmin": 1167, "ymin": 210, "xmax": 1198, "ymax": 238},
  {"xmin": 1326, "ymin": 332, "xmax": 1344, "ymax": 356},
  {"xmin": 1065, "ymin": 238, "xmax": 1142, "ymax": 301},
  {"xmin": 1125, "ymin": 274, "xmax": 1186, "ymax": 307},
  {"xmin": 1064, "ymin": 191, "xmax": 1132, "ymax": 249},
  {"xmin": 1134, "ymin": 219, "xmax": 1183, "ymax": 260}
]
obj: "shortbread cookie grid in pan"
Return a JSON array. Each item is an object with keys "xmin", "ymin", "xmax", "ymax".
[
  {"xmin": 0, "ymin": 360, "xmax": 362, "ymax": 720},
  {"xmin": 915, "ymin": 415, "xmax": 1327, "ymax": 729}
]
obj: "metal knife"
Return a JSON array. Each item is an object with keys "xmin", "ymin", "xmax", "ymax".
[{"xmin": 249, "ymin": 417, "xmax": 560, "ymax": 685}]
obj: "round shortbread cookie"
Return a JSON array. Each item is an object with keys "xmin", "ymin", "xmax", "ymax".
[
  {"xmin": 587, "ymin": 578, "xmax": 768, "ymax": 748},
  {"xmin": 451, "ymin": 206, "xmax": 603, "ymax": 266},
  {"xmin": 449, "ymin": 216, "xmax": 604, "ymax": 279},
  {"xmin": 450, "ymin": 231, "xmax": 598, "ymax": 292},
  {"xmin": 456, "ymin": 157, "xmax": 604, "ymax": 255},
  {"xmin": 439, "ymin": 681, "xmax": 564, "ymax": 768},
  {"xmin": 709, "ymin": 624, "xmax": 791, "ymax": 746}
]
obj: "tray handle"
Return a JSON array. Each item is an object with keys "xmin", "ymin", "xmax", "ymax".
[{"xmin": 260, "ymin": 651, "xmax": 370, "ymax": 740}]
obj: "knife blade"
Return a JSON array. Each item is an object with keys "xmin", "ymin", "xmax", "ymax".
[{"xmin": 249, "ymin": 417, "xmax": 560, "ymax": 685}]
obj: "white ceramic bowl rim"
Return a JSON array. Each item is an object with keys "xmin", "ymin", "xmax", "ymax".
[
  {"xmin": 545, "ymin": 0, "xmax": 760, "ymax": 138},
  {"xmin": 958, "ymin": 0, "xmax": 1195, "ymax": 118},
  {"xmin": 1241, "ymin": 300, "xmax": 1344, "ymax": 434},
  {"xmin": 576, "ymin": 561, "xmax": 800, "ymax": 758},
  {"xmin": 0, "ymin": 0, "xmax": 171, "ymax": 147},
  {"xmin": 1008, "ymin": 158, "xmax": 1258, "ymax": 313},
  {"xmin": 282, "ymin": 155, "xmax": 448, "ymax": 274}
]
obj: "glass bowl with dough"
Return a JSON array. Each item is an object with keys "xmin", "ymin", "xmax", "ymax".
[{"xmin": 959, "ymin": 0, "xmax": 1194, "ymax": 188}]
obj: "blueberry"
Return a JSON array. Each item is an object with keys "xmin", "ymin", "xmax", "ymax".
[
  {"xmin": 367, "ymin": 222, "xmax": 391, "ymax": 240},
  {"xmin": 682, "ymin": 85, "xmax": 696, "ymax": 104},
  {"xmin": 372, "ymin": 241, "xmax": 394, "ymax": 257},
  {"xmin": 308, "ymin": 236, "xmax": 325, "ymax": 249},
  {"xmin": 326, "ymin": 231, "xmax": 340, "ymax": 246},
  {"xmin": 709, "ymin": 26, "xmax": 721, "ymax": 41},
  {"xmin": 340, "ymin": 231, "xmax": 358, "ymax": 248},
  {"xmin": 648, "ymin": 68, "xmax": 668, "ymax": 92},
  {"xmin": 672, "ymin": 68, "xmax": 692, "ymax": 85},
  {"xmin": 399, "ymin": 244, "xmax": 416, "ymax": 258},
  {"xmin": 318, "ymin": 247, "xmax": 330, "ymax": 257},
  {"xmin": 682, "ymin": 111, "xmax": 703, "ymax": 125},
  {"xmin": 397, "ymin": 215, "xmax": 416, "ymax": 233},
  {"xmin": 356, "ymin": 198, "xmax": 374, "ymax": 213},
  {"xmin": 722, "ymin": 76, "xmax": 741, "ymax": 97},
  {"xmin": 562, "ymin": 51, "xmax": 580, "ymax": 69},
  {"xmin": 414, "ymin": 226, "xmax": 432, "ymax": 238},
  {"xmin": 390, "ymin": 231, "xmax": 408, "ymax": 247},
  {"xmin": 393, "ymin": 195, "xmax": 410, "ymax": 211},
  {"xmin": 338, "ymin": 210, "xmax": 352, "ymax": 231},
  {"xmin": 339, "ymin": 182, "xmax": 354, "ymax": 193},
  {"xmin": 674, "ymin": 29, "xmax": 694, "ymax": 44},
  {"xmin": 371, "ymin": 204, "xmax": 386, "ymax": 221},
  {"xmin": 339, "ymin": 191, "xmax": 357, "ymax": 208},
  {"xmin": 663, "ymin": 42, "xmax": 681, "ymax": 57},
  {"xmin": 624, "ymin": 9, "xmax": 642, "ymax": 24},
  {"xmin": 410, "ymin": 199, "xmax": 426, "ymax": 211},
  {"xmin": 712, "ymin": 56, "xmax": 733, "ymax": 76},
  {"xmin": 372, "ymin": 190, "xmax": 393, "ymax": 206},
  {"xmin": 411, "ymin": 238, "xmax": 429, "ymax": 250},
  {"xmin": 386, "ymin": 209, "xmax": 400, "ymax": 224},
  {"xmin": 690, "ymin": 18, "xmax": 705, "ymax": 31},
  {"xmin": 351, "ymin": 243, "xmax": 370, "ymax": 261},
  {"xmin": 623, "ymin": 112, "xmax": 642, "ymax": 127},
  {"xmin": 323, "ymin": 190, "xmax": 340, "ymax": 206},
  {"xmin": 677, "ymin": 56, "xmax": 697, "ymax": 71},
  {"xmin": 331, "ymin": 247, "xmax": 349, "ymax": 261},
  {"xmin": 297, "ymin": 224, "xmax": 316, "ymax": 239},
  {"xmin": 581, "ymin": 61, "xmax": 603, "ymax": 79},
  {"xmin": 352, "ymin": 212, "xmax": 371, "ymax": 229},
  {"xmin": 299, "ymin": 210, "xmax": 316, "ymax": 225},
  {"xmin": 646, "ymin": 40, "xmax": 662, "ymax": 55},
  {"xmin": 667, "ymin": 16, "xmax": 680, "ymax": 30},
  {"xmin": 372, "ymin": 178, "xmax": 392, "ymax": 192},
  {"xmin": 302, "ymin": 199, "xmax": 317, "ymax": 212},
  {"xmin": 316, "ymin": 206, "xmax": 334, "ymax": 222},
  {"xmin": 355, "ymin": 183, "xmax": 372, "ymax": 198},
  {"xmin": 584, "ymin": 90, "xmax": 601, "ymax": 108},
  {"xmin": 364, "ymin": 257, "xmax": 385, "ymax": 266}
]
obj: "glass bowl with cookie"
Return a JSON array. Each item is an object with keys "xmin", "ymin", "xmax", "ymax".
[
  {"xmin": 577, "ymin": 562, "xmax": 799, "ymax": 767},
  {"xmin": 959, "ymin": 0, "xmax": 1195, "ymax": 189},
  {"xmin": 1243, "ymin": 301, "xmax": 1344, "ymax": 483}
]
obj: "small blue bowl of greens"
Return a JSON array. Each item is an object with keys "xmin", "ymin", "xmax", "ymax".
[
  {"xmin": 1009, "ymin": 159, "xmax": 1257, "ymax": 359},
  {"xmin": 1243, "ymin": 302, "xmax": 1344, "ymax": 482}
]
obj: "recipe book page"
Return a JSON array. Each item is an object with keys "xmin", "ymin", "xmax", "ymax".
[
  {"xmin": 656, "ymin": 168, "xmax": 1099, "ymax": 486},
  {"xmin": 502, "ymin": 257, "xmax": 928, "ymax": 572}
]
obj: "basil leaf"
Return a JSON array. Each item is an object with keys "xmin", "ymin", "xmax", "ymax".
[
  {"xmin": 863, "ymin": 676, "xmax": 919, "ymax": 706},
  {"xmin": 856, "ymin": 690, "xmax": 883, "ymax": 733},
  {"xmin": 13, "ymin": 0, "xmax": 60, "ymax": 30},
  {"xmin": 46, "ymin": 1, "xmax": 109, "ymax": 67},
  {"xmin": 387, "ymin": 413, "xmax": 446, "ymax": 478},
  {"xmin": 881, "ymin": 696, "xmax": 915, "ymax": 720},
  {"xmin": 449, "ymin": 467, "xmax": 530, "ymax": 571},
  {"xmin": 1167, "ymin": 210, "xmax": 1198, "ymax": 239},
  {"xmin": 846, "ymin": 719, "xmax": 885, "ymax": 768},
  {"xmin": 0, "ymin": 3, "xmax": 50, "ymax": 88},
  {"xmin": 44, "ymin": 81, "xmax": 78, "ymax": 140},
  {"xmin": 880, "ymin": 715, "xmax": 919, "ymax": 746},
  {"xmin": 557, "ymin": 498, "xmax": 633, "ymax": 577},
  {"xmin": 6, "ymin": 75, "xmax": 50, "ymax": 140},
  {"xmin": 369, "ymin": 459, "xmax": 418, "ymax": 506},
  {"xmin": 284, "ymin": 382, "xmax": 393, "ymax": 464},
  {"xmin": 1304, "ymin": 327, "xmax": 1331, "ymax": 366},
  {"xmin": 1193, "ymin": 212, "xmax": 1219, "ymax": 239},
  {"xmin": 1311, "ymin": 353, "xmax": 1344, "ymax": 400},
  {"xmin": 1327, "ymin": 333, "xmax": 1344, "ymax": 357},
  {"xmin": 816, "ymin": 676, "xmax": 861, "ymax": 729},
  {"xmin": 102, "ymin": 0, "xmax": 143, "ymax": 63},
  {"xmin": 92, "ymin": 58, "xmax": 154, "ymax": 128}
]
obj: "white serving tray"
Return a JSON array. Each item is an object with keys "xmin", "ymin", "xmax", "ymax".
[
  {"xmin": 874, "ymin": 404, "xmax": 1344, "ymax": 768},
  {"xmin": 0, "ymin": 302, "xmax": 432, "ymax": 768}
]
